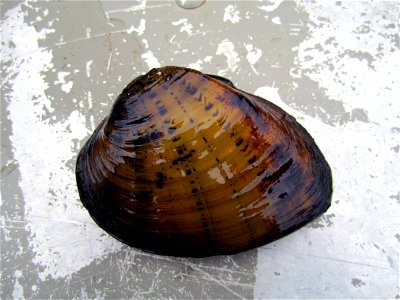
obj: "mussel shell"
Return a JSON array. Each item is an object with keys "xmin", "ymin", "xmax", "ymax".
[{"xmin": 76, "ymin": 66, "xmax": 332, "ymax": 257}]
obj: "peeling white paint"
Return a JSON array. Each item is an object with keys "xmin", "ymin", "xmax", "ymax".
[
  {"xmin": 127, "ymin": 18, "xmax": 146, "ymax": 36},
  {"xmin": 142, "ymin": 38, "xmax": 149, "ymax": 49},
  {"xmin": 216, "ymin": 39, "xmax": 240, "ymax": 75},
  {"xmin": 188, "ymin": 59, "xmax": 203, "ymax": 70},
  {"xmin": 187, "ymin": 55, "xmax": 213, "ymax": 70},
  {"xmin": 172, "ymin": 18, "xmax": 193, "ymax": 35},
  {"xmin": 55, "ymin": 71, "xmax": 73, "ymax": 93},
  {"xmin": 292, "ymin": 2, "xmax": 400, "ymax": 125},
  {"xmin": 4, "ymin": 4, "xmax": 123, "ymax": 280},
  {"xmin": 87, "ymin": 91, "xmax": 93, "ymax": 110},
  {"xmin": 85, "ymin": 60, "xmax": 92, "ymax": 77},
  {"xmin": 223, "ymin": 5, "xmax": 241, "ymax": 24},
  {"xmin": 141, "ymin": 51, "xmax": 161, "ymax": 69},
  {"xmin": 271, "ymin": 16, "xmax": 281, "ymax": 25},
  {"xmin": 171, "ymin": 18, "xmax": 186, "ymax": 26},
  {"xmin": 245, "ymin": 43, "xmax": 262, "ymax": 74}
]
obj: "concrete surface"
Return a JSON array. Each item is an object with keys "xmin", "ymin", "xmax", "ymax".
[{"xmin": 1, "ymin": 0, "xmax": 399, "ymax": 298}]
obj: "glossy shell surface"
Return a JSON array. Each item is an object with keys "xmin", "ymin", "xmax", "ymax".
[{"xmin": 76, "ymin": 66, "xmax": 332, "ymax": 257}]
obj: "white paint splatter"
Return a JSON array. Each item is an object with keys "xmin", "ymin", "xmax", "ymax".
[
  {"xmin": 141, "ymin": 51, "xmax": 161, "ymax": 69},
  {"xmin": 86, "ymin": 60, "xmax": 92, "ymax": 77},
  {"xmin": 292, "ymin": 2, "xmax": 400, "ymax": 125},
  {"xmin": 86, "ymin": 90, "xmax": 93, "ymax": 110},
  {"xmin": 142, "ymin": 38, "xmax": 149, "ymax": 49},
  {"xmin": 271, "ymin": 16, "xmax": 281, "ymax": 25},
  {"xmin": 127, "ymin": 18, "xmax": 146, "ymax": 36},
  {"xmin": 223, "ymin": 4, "xmax": 241, "ymax": 24},
  {"xmin": 172, "ymin": 18, "xmax": 193, "ymax": 35},
  {"xmin": 86, "ymin": 27, "xmax": 91, "ymax": 38},
  {"xmin": 245, "ymin": 43, "xmax": 262, "ymax": 74},
  {"xmin": 181, "ymin": 22, "xmax": 193, "ymax": 35},
  {"xmin": 3, "ymin": 4, "xmax": 123, "ymax": 280},
  {"xmin": 216, "ymin": 39, "xmax": 240, "ymax": 75},
  {"xmin": 171, "ymin": 19, "xmax": 186, "ymax": 26},
  {"xmin": 188, "ymin": 59, "xmax": 203, "ymax": 70},
  {"xmin": 61, "ymin": 81, "xmax": 73, "ymax": 93},
  {"xmin": 187, "ymin": 55, "xmax": 213, "ymax": 70},
  {"xmin": 55, "ymin": 71, "xmax": 73, "ymax": 93}
]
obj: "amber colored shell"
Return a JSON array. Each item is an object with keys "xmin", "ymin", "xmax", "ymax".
[{"xmin": 76, "ymin": 66, "xmax": 332, "ymax": 257}]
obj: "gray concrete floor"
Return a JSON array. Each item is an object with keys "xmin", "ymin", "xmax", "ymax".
[{"xmin": 1, "ymin": 1, "xmax": 399, "ymax": 299}]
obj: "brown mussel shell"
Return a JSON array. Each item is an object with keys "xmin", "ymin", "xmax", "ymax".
[{"xmin": 76, "ymin": 66, "xmax": 332, "ymax": 257}]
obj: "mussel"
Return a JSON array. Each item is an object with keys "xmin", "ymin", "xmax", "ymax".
[{"xmin": 76, "ymin": 66, "xmax": 332, "ymax": 257}]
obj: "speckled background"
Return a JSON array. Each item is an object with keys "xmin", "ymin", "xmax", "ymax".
[{"xmin": 1, "ymin": 1, "xmax": 399, "ymax": 299}]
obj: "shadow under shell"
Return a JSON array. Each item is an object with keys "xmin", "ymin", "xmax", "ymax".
[{"xmin": 76, "ymin": 66, "xmax": 332, "ymax": 257}]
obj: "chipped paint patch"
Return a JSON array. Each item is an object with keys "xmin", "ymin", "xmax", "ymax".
[
  {"xmin": 172, "ymin": 18, "xmax": 193, "ymax": 35},
  {"xmin": 292, "ymin": 2, "xmax": 399, "ymax": 124},
  {"xmin": 127, "ymin": 18, "xmax": 146, "ymax": 36},
  {"xmin": 55, "ymin": 71, "xmax": 73, "ymax": 93},
  {"xmin": 141, "ymin": 51, "xmax": 161, "ymax": 69},
  {"xmin": 245, "ymin": 44, "xmax": 262, "ymax": 74},
  {"xmin": 216, "ymin": 39, "xmax": 240, "ymax": 75},
  {"xmin": 223, "ymin": 5, "xmax": 241, "ymax": 24},
  {"xmin": 271, "ymin": 16, "xmax": 281, "ymax": 25},
  {"xmin": 3, "ymin": 4, "xmax": 123, "ymax": 280}
]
